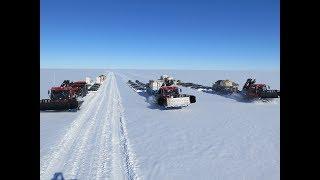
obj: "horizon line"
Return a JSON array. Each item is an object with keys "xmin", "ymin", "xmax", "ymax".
[{"xmin": 40, "ymin": 67, "xmax": 280, "ymax": 71}]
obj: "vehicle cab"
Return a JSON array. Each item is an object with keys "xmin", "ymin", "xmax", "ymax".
[
  {"xmin": 158, "ymin": 86, "xmax": 181, "ymax": 97},
  {"xmin": 49, "ymin": 87, "xmax": 76, "ymax": 100}
]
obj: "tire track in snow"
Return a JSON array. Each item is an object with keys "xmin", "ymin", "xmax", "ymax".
[
  {"xmin": 110, "ymin": 73, "xmax": 125, "ymax": 180},
  {"xmin": 111, "ymin": 72, "xmax": 141, "ymax": 180},
  {"xmin": 91, "ymin": 73, "xmax": 115, "ymax": 180},
  {"xmin": 40, "ymin": 72, "xmax": 110, "ymax": 180},
  {"xmin": 63, "ymin": 81, "xmax": 108, "ymax": 178}
]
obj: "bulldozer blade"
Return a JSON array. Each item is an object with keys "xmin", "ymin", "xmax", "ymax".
[{"xmin": 40, "ymin": 99, "xmax": 80, "ymax": 111}]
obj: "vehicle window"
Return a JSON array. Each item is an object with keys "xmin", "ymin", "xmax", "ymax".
[{"xmin": 51, "ymin": 90, "xmax": 69, "ymax": 100}]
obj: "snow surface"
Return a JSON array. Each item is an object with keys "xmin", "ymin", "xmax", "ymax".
[{"xmin": 40, "ymin": 69, "xmax": 280, "ymax": 180}]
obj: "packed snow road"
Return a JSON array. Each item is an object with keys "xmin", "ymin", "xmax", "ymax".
[{"xmin": 40, "ymin": 72, "xmax": 139, "ymax": 180}]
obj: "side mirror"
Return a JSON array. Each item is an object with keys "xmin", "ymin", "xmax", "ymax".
[
  {"xmin": 180, "ymin": 89, "xmax": 182, "ymax": 92},
  {"xmin": 48, "ymin": 90, "xmax": 50, "ymax": 95}
]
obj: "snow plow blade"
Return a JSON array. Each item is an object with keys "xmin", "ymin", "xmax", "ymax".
[
  {"xmin": 164, "ymin": 95, "xmax": 193, "ymax": 108},
  {"xmin": 40, "ymin": 99, "xmax": 80, "ymax": 111}
]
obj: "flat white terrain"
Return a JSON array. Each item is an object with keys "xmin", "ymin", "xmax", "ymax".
[{"xmin": 40, "ymin": 69, "xmax": 280, "ymax": 180}]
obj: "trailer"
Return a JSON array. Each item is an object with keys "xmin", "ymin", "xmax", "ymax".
[{"xmin": 212, "ymin": 79, "xmax": 239, "ymax": 94}]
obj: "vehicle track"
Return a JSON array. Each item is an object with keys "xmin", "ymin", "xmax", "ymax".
[
  {"xmin": 40, "ymin": 72, "xmax": 140, "ymax": 180},
  {"xmin": 109, "ymin": 73, "xmax": 140, "ymax": 180}
]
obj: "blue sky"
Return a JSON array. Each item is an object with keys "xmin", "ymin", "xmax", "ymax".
[{"xmin": 41, "ymin": 0, "xmax": 279, "ymax": 70}]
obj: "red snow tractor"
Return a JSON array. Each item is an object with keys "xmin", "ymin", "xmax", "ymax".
[
  {"xmin": 40, "ymin": 86, "xmax": 82, "ymax": 111},
  {"xmin": 242, "ymin": 78, "xmax": 280, "ymax": 99},
  {"xmin": 156, "ymin": 86, "xmax": 196, "ymax": 108}
]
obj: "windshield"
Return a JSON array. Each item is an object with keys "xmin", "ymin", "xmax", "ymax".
[
  {"xmin": 51, "ymin": 90, "xmax": 70, "ymax": 100},
  {"xmin": 163, "ymin": 88, "xmax": 179, "ymax": 96}
]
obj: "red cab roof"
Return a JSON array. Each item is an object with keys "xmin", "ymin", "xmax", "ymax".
[
  {"xmin": 74, "ymin": 81, "xmax": 86, "ymax": 84},
  {"xmin": 51, "ymin": 86, "xmax": 73, "ymax": 91},
  {"xmin": 250, "ymin": 84, "xmax": 266, "ymax": 88}
]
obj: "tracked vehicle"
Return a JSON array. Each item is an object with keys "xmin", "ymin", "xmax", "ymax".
[
  {"xmin": 40, "ymin": 86, "xmax": 82, "ymax": 111},
  {"xmin": 242, "ymin": 78, "xmax": 280, "ymax": 99},
  {"xmin": 155, "ymin": 86, "xmax": 196, "ymax": 108}
]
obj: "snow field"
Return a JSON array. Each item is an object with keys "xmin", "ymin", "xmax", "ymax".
[{"xmin": 41, "ymin": 69, "xmax": 279, "ymax": 180}]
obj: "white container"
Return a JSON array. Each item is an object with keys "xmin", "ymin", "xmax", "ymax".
[
  {"xmin": 96, "ymin": 77, "xmax": 101, "ymax": 84},
  {"xmin": 160, "ymin": 75, "xmax": 169, "ymax": 80},
  {"xmin": 148, "ymin": 80, "xmax": 164, "ymax": 91}
]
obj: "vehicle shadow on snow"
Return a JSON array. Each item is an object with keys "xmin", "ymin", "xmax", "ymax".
[
  {"xmin": 40, "ymin": 110, "xmax": 79, "ymax": 113},
  {"xmin": 136, "ymin": 91, "xmax": 164, "ymax": 110},
  {"xmin": 201, "ymin": 89, "xmax": 254, "ymax": 103},
  {"xmin": 51, "ymin": 172, "xmax": 77, "ymax": 180},
  {"xmin": 201, "ymin": 89, "xmax": 277, "ymax": 104}
]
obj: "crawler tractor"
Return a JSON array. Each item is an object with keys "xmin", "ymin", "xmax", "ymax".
[
  {"xmin": 242, "ymin": 78, "xmax": 280, "ymax": 99},
  {"xmin": 40, "ymin": 86, "xmax": 82, "ymax": 111},
  {"xmin": 71, "ymin": 81, "xmax": 88, "ymax": 97},
  {"xmin": 155, "ymin": 86, "xmax": 196, "ymax": 108},
  {"xmin": 144, "ymin": 75, "xmax": 196, "ymax": 108}
]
